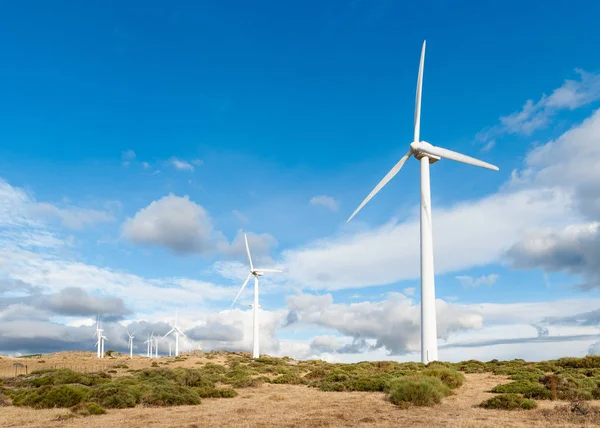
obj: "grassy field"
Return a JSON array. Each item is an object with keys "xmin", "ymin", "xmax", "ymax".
[{"xmin": 2, "ymin": 351, "xmax": 600, "ymax": 427}]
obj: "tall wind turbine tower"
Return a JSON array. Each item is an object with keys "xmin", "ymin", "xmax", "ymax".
[
  {"xmin": 347, "ymin": 41, "xmax": 499, "ymax": 364},
  {"xmin": 231, "ymin": 233, "xmax": 282, "ymax": 359}
]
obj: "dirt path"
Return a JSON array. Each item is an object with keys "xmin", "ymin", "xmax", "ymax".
[{"xmin": 2, "ymin": 373, "xmax": 598, "ymax": 428}]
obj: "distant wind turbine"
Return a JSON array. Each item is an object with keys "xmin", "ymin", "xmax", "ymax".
[
  {"xmin": 154, "ymin": 335, "xmax": 159, "ymax": 358},
  {"xmin": 144, "ymin": 334, "xmax": 153, "ymax": 358},
  {"xmin": 127, "ymin": 331, "xmax": 135, "ymax": 359},
  {"xmin": 93, "ymin": 316, "xmax": 102, "ymax": 359},
  {"xmin": 346, "ymin": 40, "xmax": 499, "ymax": 364},
  {"xmin": 231, "ymin": 233, "xmax": 282, "ymax": 359},
  {"xmin": 164, "ymin": 311, "xmax": 188, "ymax": 357}
]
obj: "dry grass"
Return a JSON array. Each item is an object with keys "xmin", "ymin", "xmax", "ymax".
[{"xmin": 2, "ymin": 352, "xmax": 600, "ymax": 427}]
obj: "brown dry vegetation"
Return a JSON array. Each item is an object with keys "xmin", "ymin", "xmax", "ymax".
[{"xmin": 1, "ymin": 351, "xmax": 600, "ymax": 427}]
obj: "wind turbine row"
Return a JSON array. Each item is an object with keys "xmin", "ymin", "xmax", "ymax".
[{"xmin": 346, "ymin": 40, "xmax": 499, "ymax": 364}]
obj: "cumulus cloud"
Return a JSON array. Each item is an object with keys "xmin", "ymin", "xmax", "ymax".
[
  {"xmin": 285, "ymin": 292, "xmax": 482, "ymax": 355},
  {"xmin": 45, "ymin": 287, "xmax": 131, "ymax": 320},
  {"xmin": 507, "ymin": 223, "xmax": 600, "ymax": 290},
  {"xmin": 456, "ymin": 274, "xmax": 499, "ymax": 288},
  {"xmin": 310, "ymin": 195, "xmax": 339, "ymax": 212},
  {"xmin": 121, "ymin": 195, "xmax": 279, "ymax": 263},
  {"xmin": 121, "ymin": 194, "xmax": 220, "ymax": 255}
]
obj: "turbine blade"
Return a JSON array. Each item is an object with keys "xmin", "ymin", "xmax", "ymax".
[
  {"xmin": 176, "ymin": 327, "xmax": 188, "ymax": 338},
  {"xmin": 414, "ymin": 40, "xmax": 426, "ymax": 143},
  {"xmin": 163, "ymin": 327, "xmax": 175, "ymax": 338},
  {"xmin": 244, "ymin": 233, "xmax": 254, "ymax": 271},
  {"xmin": 420, "ymin": 144, "xmax": 499, "ymax": 171},
  {"xmin": 255, "ymin": 268, "xmax": 282, "ymax": 273},
  {"xmin": 231, "ymin": 272, "xmax": 252, "ymax": 307},
  {"xmin": 347, "ymin": 151, "xmax": 413, "ymax": 222}
]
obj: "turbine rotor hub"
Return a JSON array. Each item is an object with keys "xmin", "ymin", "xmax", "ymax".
[{"xmin": 410, "ymin": 141, "xmax": 440, "ymax": 164}]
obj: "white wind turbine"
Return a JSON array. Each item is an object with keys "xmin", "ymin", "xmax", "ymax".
[
  {"xmin": 127, "ymin": 331, "xmax": 135, "ymax": 359},
  {"xmin": 93, "ymin": 322, "xmax": 103, "ymax": 359},
  {"xmin": 100, "ymin": 332, "xmax": 107, "ymax": 359},
  {"xmin": 164, "ymin": 311, "xmax": 188, "ymax": 357},
  {"xmin": 154, "ymin": 335, "xmax": 159, "ymax": 358},
  {"xmin": 347, "ymin": 41, "xmax": 499, "ymax": 364},
  {"xmin": 144, "ymin": 334, "xmax": 153, "ymax": 358},
  {"xmin": 231, "ymin": 233, "xmax": 282, "ymax": 359}
]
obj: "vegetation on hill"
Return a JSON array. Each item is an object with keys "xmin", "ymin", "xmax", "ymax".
[{"xmin": 2, "ymin": 351, "xmax": 600, "ymax": 417}]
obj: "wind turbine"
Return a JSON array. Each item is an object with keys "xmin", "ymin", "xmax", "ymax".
[
  {"xmin": 231, "ymin": 233, "xmax": 282, "ymax": 359},
  {"xmin": 93, "ymin": 325, "xmax": 103, "ymax": 359},
  {"xmin": 100, "ymin": 333, "xmax": 107, "ymax": 358},
  {"xmin": 127, "ymin": 331, "xmax": 135, "ymax": 359},
  {"xmin": 164, "ymin": 311, "xmax": 188, "ymax": 357},
  {"xmin": 144, "ymin": 334, "xmax": 152, "ymax": 358},
  {"xmin": 346, "ymin": 41, "xmax": 499, "ymax": 364},
  {"xmin": 154, "ymin": 335, "xmax": 159, "ymax": 358}
]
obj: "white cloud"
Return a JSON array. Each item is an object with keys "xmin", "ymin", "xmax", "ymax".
[
  {"xmin": 285, "ymin": 292, "xmax": 483, "ymax": 355},
  {"xmin": 310, "ymin": 195, "xmax": 339, "ymax": 212},
  {"xmin": 168, "ymin": 158, "xmax": 195, "ymax": 171},
  {"xmin": 121, "ymin": 194, "xmax": 220, "ymax": 255},
  {"xmin": 282, "ymin": 188, "xmax": 575, "ymax": 290},
  {"xmin": 456, "ymin": 274, "xmax": 499, "ymax": 288},
  {"xmin": 403, "ymin": 287, "xmax": 415, "ymax": 296},
  {"xmin": 477, "ymin": 69, "xmax": 600, "ymax": 142},
  {"xmin": 121, "ymin": 150, "xmax": 136, "ymax": 167},
  {"xmin": 29, "ymin": 202, "xmax": 114, "ymax": 230},
  {"xmin": 142, "ymin": 161, "xmax": 151, "ymax": 169}
]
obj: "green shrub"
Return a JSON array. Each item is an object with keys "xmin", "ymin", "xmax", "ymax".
[
  {"xmin": 421, "ymin": 368, "xmax": 465, "ymax": 389},
  {"xmin": 194, "ymin": 386, "xmax": 237, "ymax": 398},
  {"xmin": 13, "ymin": 385, "xmax": 90, "ymax": 408},
  {"xmin": 387, "ymin": 376, "xmax": 451, "ymax": 407},
  {"xmin": 70, "ymin": 402, "xmax": 106, "ymax": 416},
  {"xmin": 141, "ymin": 384, "xmax": 201, "ymax": 406},
  {"xmin": 479, "ymin": 393, "xmax": 537, "ymax": 410},
  {"xmin": 88, "ymin": 380, "xmax": 143, "ymax": 409},
  {"xmin": 491, "ymin": 381, "xmax": 552, "ymax": 399},
  {"xmin": 270, "ymin": 373, "xmax": 307, "ymax": 385}
]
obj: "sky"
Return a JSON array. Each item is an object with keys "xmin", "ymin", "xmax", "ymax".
[{"xmin": 1, "ymin": 0, "xmax": 600, "ymax": 362}]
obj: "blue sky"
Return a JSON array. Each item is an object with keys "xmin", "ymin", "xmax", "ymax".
[{"xmin": 1, "ymin": 0, "xmax": 600, "ymax": 361}]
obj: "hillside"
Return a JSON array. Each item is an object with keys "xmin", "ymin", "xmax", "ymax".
[{"xmin": 1, "ymin": 351, "xmax": 600, "ymax": 427}]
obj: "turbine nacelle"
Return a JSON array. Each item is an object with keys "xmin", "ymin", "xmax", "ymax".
[{"xmin": 410, "ymin": 141, "xmax": 440, "ymax": 163}]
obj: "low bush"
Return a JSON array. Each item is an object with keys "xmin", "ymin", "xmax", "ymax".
[
  {"xmin": 13, "ymin": 385, "xmax": 90, "ymax": 408},
  {"xmin": 70, "ymin": 402, "xmax": 106, "ymax": 416},
  {"xmin": 479, "ymin": 393, "xmax": 537, "ymax": 410},
  {"xmin": 270, "ymin": 373, "xmax": 307, "ymax": 385},
  {"xmin": 421, "ymin": 368, "xmax": 465, "ymax": 389},
  {"xmin": 388, "ymin": 376, "xmax": 451, "ymax": 407},
  {"xmin": 140, "ymin": 383, "xmax": 201, "ymax": 406},
  {"xmin": 491, "ymin": 381, "xmax": 552, "ymax": 399}
]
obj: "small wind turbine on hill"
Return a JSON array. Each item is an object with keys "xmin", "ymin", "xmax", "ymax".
[
  {"xmin": 346, "ymin": 41, "xmax": 499, "ymax": 364},
  {"xmin": 127, "ymin": 331, "xmax": 135, "ymax": 359},
  {"xmin": 231, "ymin": 233, "xmax": 282, "ymax": 359},
  {"xmin": 93, "ymin": 316, "xmax": 106, "ymax": 359},
  {"xmin": 144, "ymin": 334, "xmax": 153, "ymax": 358},
  {"xmin": 164, "ymin": 310, "xmax": 188, "ymax": 357},
  {"xmin": 93, "ymin": 318, "xmax": 101, "ymax": 359}
]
